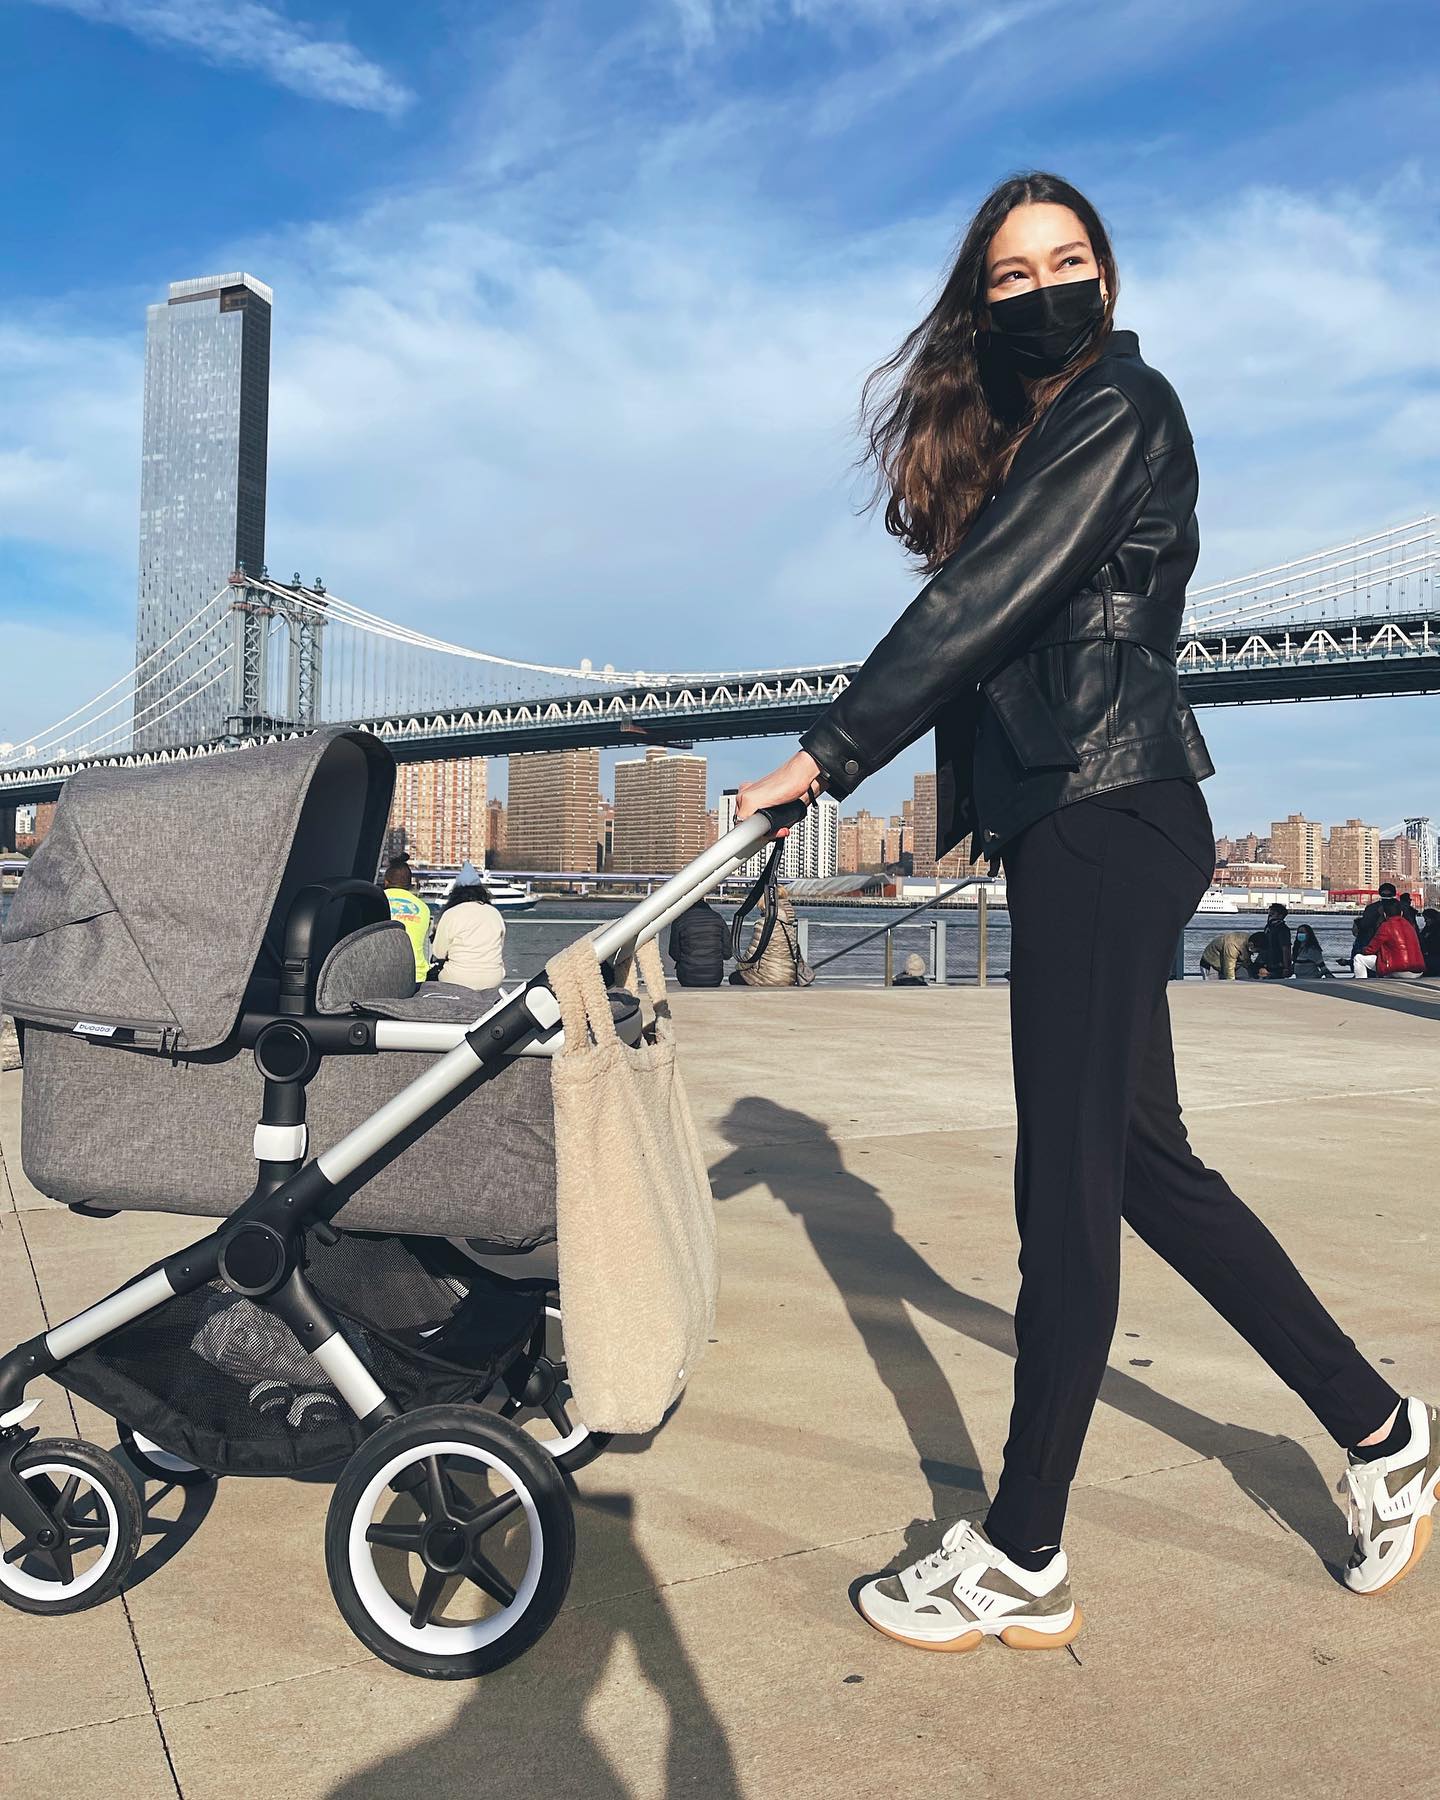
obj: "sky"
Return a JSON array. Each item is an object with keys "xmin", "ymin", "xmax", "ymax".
[{"xmin": 0, "ymin": 0, "xmax": 1436, "ymax": 832}]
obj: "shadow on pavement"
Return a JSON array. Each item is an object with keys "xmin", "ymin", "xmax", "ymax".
[
  {"xmin": 710, "ymin": 1096, "xmax": 1344, "ymax": 1574},
  {"xmin": 115, "ymin": 1456, "xmax": 217, "ymax": 1589},
  {"xmin": 327, "ymin": 1486, "xmax": 743, "ymax": 1800},
  {"xmin": 1274, "ymin": 978, "xmax": 1440, "ymax": 1023}
]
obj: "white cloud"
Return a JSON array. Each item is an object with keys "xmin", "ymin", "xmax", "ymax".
[{"xmin": 22, "ymin": 0, "xmax": 412, "ymax": 115}]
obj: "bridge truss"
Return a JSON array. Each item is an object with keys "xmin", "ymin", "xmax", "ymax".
[{"xmin": 1, "ymin": 516, "xmax": 1435, "ymax": 806}]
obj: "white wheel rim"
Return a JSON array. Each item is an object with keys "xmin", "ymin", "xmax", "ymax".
[
  {"xmin": 128, "ymin": 1431, "xmax": 201, "ymax": 1476},
  {"xmin": 347, "ymin": 1440, "xmax": 543, "ymax": 1654},
  {"xmin": 0, "ymin": 1463, "xmax": 120, "ymax": 1602}
]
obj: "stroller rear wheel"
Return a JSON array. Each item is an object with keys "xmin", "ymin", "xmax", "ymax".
[
  {"xmin": 325, "ymin": 1403, "xmax": 574, "ymax": 1679},
  {"xmin": 492, "ymin": 1303, "xmax": 612, "ymax": 1473},
  {"xmin": 117, "ymin": 1422, "xmax": 213, "ymax": 1488},
  {"xmin": 0, "ymin": 1438, "xmax": 142, "ymax": 1615}
]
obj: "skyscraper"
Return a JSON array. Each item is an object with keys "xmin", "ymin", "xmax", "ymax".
[
  {"xmin": 1326, "ymin": 818, "xmax": 1381, "ymax": 893},
  {"xmin": 387, "ymin": 757, "xmax": 489, "ymax": 866},
  {"xmin": 612, "ymin": 746, "xmax": 708, "ymax": 873},
  {"xmin": 507, "ymin": 749, "xmax": 601, "ymax": 872},
  {"xmin": 135, "ymin": 272, "xmax": 272, "ymax": 749},
  {"xmin": 1268, "ymin": 813, "xmax": 1324, "ymax": 889}
]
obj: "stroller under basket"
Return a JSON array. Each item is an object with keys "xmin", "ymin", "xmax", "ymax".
[{"xmin": 0, "ymin": 726, "xmax": 800, "ymax": 1679}]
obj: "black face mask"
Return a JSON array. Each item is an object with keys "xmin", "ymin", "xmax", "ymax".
[{"xmin": 987, "ymin": 277, "xmax": 1105, "ymax": 378}]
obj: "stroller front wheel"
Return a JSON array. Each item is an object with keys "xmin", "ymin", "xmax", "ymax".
[
  {"xmin": 325, "ymin": 1403, "xmax": 575, "ymax": 1680},
  {"xmin": 0, "ymin": 1438, "xmax": 143, "ymax": 1615}
]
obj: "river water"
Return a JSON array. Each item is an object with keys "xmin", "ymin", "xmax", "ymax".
[
  {"xmin": 493, "ymin": 899, "xmax": 1359, "ymax": 985},
  {"xmin": 0, "ymin": 889, "xmax": 1359, "ymax": 987}
]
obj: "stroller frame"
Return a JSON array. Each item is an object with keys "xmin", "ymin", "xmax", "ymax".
[{"xmin": 0, "ymin": 796, "xmax": 801, "ymax": 1676}]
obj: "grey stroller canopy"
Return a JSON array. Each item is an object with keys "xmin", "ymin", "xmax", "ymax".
[{"xmin": 1, "ymin": 728, "xmax": 394, "ymax": 1052}]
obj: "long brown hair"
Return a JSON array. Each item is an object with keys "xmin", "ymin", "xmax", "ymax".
[{"xmin": 861, "ymin": 171, "xmax": 1119, "ymax": 571}]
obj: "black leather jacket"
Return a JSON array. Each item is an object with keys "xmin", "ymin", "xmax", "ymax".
[{"xmin": 801, "ymin": 329, "xmax": 1214, "ymax": 860}]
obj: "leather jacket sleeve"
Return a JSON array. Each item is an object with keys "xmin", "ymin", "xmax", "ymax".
[{"xmin": 801, "ymin": 378, "xmax": 1153, "ymax": 798}]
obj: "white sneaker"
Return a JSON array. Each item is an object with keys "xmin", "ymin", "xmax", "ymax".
[
  {"xmin": 857, "ymin": 1520, "xmax": 1081, "ymax": 1652},
  {"xmin": 1340, "ymin": 1397, "xmax": 1440, "ymax": 1596}
]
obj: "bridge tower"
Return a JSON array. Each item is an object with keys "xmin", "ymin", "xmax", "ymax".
[{"xmin": 226, "ymin": 571, "xmax": 326, "ymax": 736}]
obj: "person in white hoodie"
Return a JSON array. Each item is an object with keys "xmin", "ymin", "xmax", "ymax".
[{"xmin": 430, "ymin": 862, "xmax": 507, "ymax": 990}]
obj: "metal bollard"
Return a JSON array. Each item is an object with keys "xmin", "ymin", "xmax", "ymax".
[
  {"xmin": 884, "ymin": 930, "xmax": 894, "ymax": 987},
  {"xmin": 934, "ymin": 918, "xmax": 948, "ymax": 985},
  {"xmin": 797, "ymin": 919, "xmax": 810, "ymax": 964},
  {"xmin": 977, "ymin": 888, "xmax": 988, "ymax": 987}
]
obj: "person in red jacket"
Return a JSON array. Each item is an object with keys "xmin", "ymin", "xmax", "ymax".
[{"xmin": 1353, "ymin": 899, "xmax": 1425, "ymax": 980}]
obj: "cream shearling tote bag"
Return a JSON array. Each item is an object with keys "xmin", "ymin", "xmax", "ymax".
[{"xmin": 546, "ymin": 934, "xmax": 718, "ymax": 1434}]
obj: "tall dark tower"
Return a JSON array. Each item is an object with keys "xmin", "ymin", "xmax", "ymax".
[{"xmin": 135, "ymin": 273, "xmax": 272, "ymax": 749}]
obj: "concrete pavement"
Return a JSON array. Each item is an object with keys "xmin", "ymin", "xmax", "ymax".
[{"xmin": 2, "ymin": 980, "xmax": 1437, "ymax": 1799}]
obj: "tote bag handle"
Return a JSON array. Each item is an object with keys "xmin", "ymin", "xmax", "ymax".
[{"xmin": 549, "ymin": 933, "xmax": 670, "ymax": 1052}]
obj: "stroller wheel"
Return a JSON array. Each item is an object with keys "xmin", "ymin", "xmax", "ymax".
[
  {"xmin": 117, "ymin": 1423, "xmax": 213, "ymax": 1488},
  {"xmin": 325, "ymin": 1403, "xmax": 574, "ymax": 1680},
  {"xmin": 493, "ymin": 1304, "xmax": 613, "ymax": 1473},
  {"xmin": 0, "ymin": 1438, "xmax": 142, "ymax": 1615}
]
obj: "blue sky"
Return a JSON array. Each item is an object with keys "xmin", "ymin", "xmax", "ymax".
[{"xmin": 1, "ymin": 0, "xmax": 1436, "ymax": 829}]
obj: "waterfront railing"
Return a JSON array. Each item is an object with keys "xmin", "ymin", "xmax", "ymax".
[{"xmin": 804, "ymin": 879, "xmax": 991, "ymax": 986}]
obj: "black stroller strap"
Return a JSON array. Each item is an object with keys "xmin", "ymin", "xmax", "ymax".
[{"xmin": 729, "ymin": 839, "xmax": 784, "ymax": 969}]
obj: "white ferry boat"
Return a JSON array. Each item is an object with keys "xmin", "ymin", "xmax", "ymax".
[
  {"xmin": 414, "ymin": 869, "xmax": 541, "ymax": 913},
  {"xmin": 1195, "ymin": 888, "xmax": 1241, "ymax": 914}
]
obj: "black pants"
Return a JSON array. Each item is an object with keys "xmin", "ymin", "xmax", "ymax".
[{"xmin": 985, "ymin": 779, "xmax": 1400, "ymax": 1552}]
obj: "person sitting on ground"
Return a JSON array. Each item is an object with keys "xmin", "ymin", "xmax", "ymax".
[
  {"xmin": 1352, "ymin": 881, "xmax": 1397, "ymax": 968},
  {"xmin": 430, "ymin": 862, "xmax": 506, "ymax": 991},
  {"xmin": 665, "ymin": 896, "xmax": 728, "ymax": 988},
  {"xmin": 1290, "ymin": 922, "xmax": 1333, "ymax": 979},
  {"xmin": 1255, "ymin": 902, "xmax": 1292, "ymax": 979},
  {"xmin": 894, "ymin": 951, "xmax": 929, "ymax": 986},
  {"xmin": 1419, "ymin": 907, "xmax": 1440, "ymax": 977},
  {"xmin": 382, "ymin": 857, "xmax": 432, "ymax": 981},
  {"xmin": 1398, "ymin": 891, "xmax": 1421, "ymax": 929},
  {"xmin": 1353, "ymin": 898, "xmax": 1425, "ymax": 981},
  {"xmin": 1198, "ymin": 929, "xmax": 1260, "ymax": 980},
  {"xmin": 729, "ymin": 886, "xmax": 812, "ymax": 987}
]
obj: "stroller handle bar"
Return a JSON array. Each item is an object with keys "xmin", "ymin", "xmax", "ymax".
[{"xmin": 587, "ymin": 799, "xmax": 807, "ymax": 967}]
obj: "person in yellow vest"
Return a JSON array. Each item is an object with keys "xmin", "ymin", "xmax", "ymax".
[{"xmin": 382, "ymin": 857, "xmax": 432, "ymax": 981}]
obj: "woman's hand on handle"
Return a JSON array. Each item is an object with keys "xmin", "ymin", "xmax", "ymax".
[{"xmin": 735, "ymin": 749, "xmax": 826, "ymax": 830}]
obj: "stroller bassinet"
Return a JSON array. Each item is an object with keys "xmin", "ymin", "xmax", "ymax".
[{"xmin": 4, "ymin": 727, "xmax": 559, "ymax": 1244}]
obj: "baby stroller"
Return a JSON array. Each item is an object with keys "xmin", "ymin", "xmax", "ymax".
[{"xmin": 0, "ymin": 727, "xmax": 797, "ymax": 1679}]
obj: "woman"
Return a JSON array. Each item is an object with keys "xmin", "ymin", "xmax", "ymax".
[
  {"xmin": 430, "ymin": 862, "xmax": 506, "ymax": 991},
  {"xmin": 1291, "ymin": 922, "xmax": 1333, "ymax": 979},
  {"xmin": 728, "ymin": 887, "xmax": 811, "ymax": 987},
  {"xmin": 737, "ymin": 172, "xmax": 1433, "ymax": 1649}
]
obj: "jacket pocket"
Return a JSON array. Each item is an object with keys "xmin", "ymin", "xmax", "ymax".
[{"xmin": 982, "ymin": 660, "xmax": 1082, "ymax": 771}]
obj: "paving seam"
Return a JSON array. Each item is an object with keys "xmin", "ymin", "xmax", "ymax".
[
  {"xmin": 120, "ymin": 1593, "xmax": 184, "ymax": 1798},
  {"xmin": 150, "ymin": 1653, "xmax": 377, "ymax": 1717},
  {"xmin": 2, "ymin": 1706, "xmax": 155, "ymax": 1750},
  {"xmin": 717, "ymin": 1082, "xmax": 1438, "ymax": 1153}
]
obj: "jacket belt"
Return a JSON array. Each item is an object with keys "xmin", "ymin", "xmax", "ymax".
[
  {"xmin": 1029, "ymin": 589, "xmax": 1180, "ymax": 658},
  {"xmin": 978, "ymin": 592, "xmax": 1181, "ymax": 774}
]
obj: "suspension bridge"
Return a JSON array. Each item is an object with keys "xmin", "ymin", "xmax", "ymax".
[{"xmin": 1, "ymin": 517, "xmax": 1435, "ymax": 808}]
